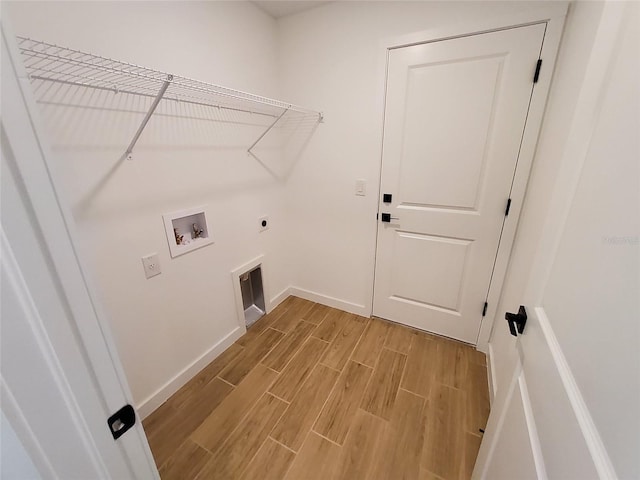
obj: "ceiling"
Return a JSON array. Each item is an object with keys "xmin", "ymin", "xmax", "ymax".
[{"xmin": 252, "ymin": 1, "xmax": 331, "ymax": 19}]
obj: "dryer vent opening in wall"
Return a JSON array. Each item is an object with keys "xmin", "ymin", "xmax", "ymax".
[{"xmin": 240, "ymin": 266, "xmax": 265, "ymax": 327}]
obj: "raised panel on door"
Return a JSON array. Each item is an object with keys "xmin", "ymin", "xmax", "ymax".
[
  {"xmin": 374, "ymin": 24, "xmax": 546, "ymax": 343},
  {"xmin": 390, "ymin": 231, "xmax": 470, "ymax": 312},
  {"xmin": 519, "ymin": 308, "xmax": 600, "ymax": 479},
  {"xmin": 483, "ymin": 373, "xmax": 539, "ymax": 480},
  {"xmin": 400, "ymin": 55, "xmax": 502, "ymax": 210}
]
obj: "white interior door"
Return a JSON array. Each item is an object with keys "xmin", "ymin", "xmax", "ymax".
[
  {"xmin": 373, "ymin": 24, "xmax": 546, "ymax": 343},
  {"xmin": 474, "ymin": 3, "xmax": 639, "ymax": 478},
  {"xmin": 1, "ymin": 20, "xmax": 158, "ymax": 479}
]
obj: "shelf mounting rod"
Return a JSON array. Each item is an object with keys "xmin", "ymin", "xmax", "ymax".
[
  {"xmin": 124, "ymin": 74, "xmax": 173, "ymax": 160},
  {"xmin": 247, "ymin": 107, "xmax": 289, "ymax": 155}
]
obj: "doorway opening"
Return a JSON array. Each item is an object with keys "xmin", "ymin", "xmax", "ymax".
[{"xmin": 240, "ymin": 266, "xmax": 265, "ymax": 327}]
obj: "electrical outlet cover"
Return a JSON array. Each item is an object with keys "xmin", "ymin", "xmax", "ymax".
[{"xmin": 142, "ymin": 253, "xmax": 161, "ymax": 279}]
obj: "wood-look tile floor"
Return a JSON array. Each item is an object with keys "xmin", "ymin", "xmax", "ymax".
[{"xmin": 143, "ymin": 296, "xmax": 490, "ymax": 480}]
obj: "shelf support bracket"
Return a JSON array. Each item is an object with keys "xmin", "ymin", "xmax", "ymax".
[
  {"xmin": 124, "ymin": 74, "xmax": 173, "ymax": 160},
  {"xmin": 247, "ymin": 107, "xmax": 289, "ymax": 155}
]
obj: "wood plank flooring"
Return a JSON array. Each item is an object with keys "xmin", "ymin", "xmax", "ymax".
[{"xmin": 143, "ymin": 296, "xmax": 490, "ymax": 480}]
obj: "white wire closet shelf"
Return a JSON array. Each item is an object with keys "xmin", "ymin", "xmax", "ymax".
[{"xmin": 16, "ymin": 36, "xmax": 323, "ymax": 160}]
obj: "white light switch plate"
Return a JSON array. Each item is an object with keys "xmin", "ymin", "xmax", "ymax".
[
  {"xmin": 355, "ymin": 179, "xmax": 366, "ymax": 196},
  {"xmin": 142, "ymin": 253, "xmax": 161, "ymax": 279}
]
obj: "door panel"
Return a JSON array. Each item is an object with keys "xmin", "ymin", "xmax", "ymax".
[
  {"xmin": 520, "ymin": 309, "xmax": 599, "ymax": 480},
  {"xmin": 484, "ymin": 371, "xmax": 539, "ymax": 480},
  {"xmin": 476, "ymin": 327, "xmax": 600, "ymax": 480},
  {"xmin": 390, "ymin": 231, "xmax": 470, "ymax": 311},
  {"xmin": 374, "ymin": 24, "xmax": 546, "ymax": 343},
  {"xmin": 400, "ymin": 56, "xmax": 502, "ymax": 209}
]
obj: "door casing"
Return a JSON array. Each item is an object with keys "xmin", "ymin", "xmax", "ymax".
[{"xmin": 369, "ymin": 3, "xmax": 568, "ymax": 355}]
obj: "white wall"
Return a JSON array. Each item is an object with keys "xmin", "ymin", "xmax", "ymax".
[
  {"xmin": 5, "ymin": 1, "xmax": 288, "ymax": 414},
  {"xmin": 277, "ymin": 1, "xmax": 561, "ymax": 316}
]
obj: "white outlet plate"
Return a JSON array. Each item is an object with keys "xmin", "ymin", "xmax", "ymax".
[
  {"xmin": 259, "ymin": 216, "xmax": 269, "ymax": 232},
  {"xmin": 141, "ymin": 253, "xmax": 161, "ymax": 279},
  {"xmin": 355, "ymin": 179, "xmax": 366, "ymax": 196}
]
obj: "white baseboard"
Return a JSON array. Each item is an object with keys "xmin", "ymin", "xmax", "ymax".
[
  {"xmin": 269, "ymin": 286, "xmax": 291, "ymax": 312},
  {"xmin": 289, "ymin": 287, "xmax": 369, "ymax": 317},
  {"xmin": 487, "ymin": 342, "xmax": 497, "ymax": 405},
  {"xmin": 137, "ymin": 326, "xmax": 243, "ymax": 419}
]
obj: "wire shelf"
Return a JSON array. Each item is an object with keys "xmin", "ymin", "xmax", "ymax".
[{"xmin": 16, "ymin": 36, "xmax": 323, "ymax": 159}]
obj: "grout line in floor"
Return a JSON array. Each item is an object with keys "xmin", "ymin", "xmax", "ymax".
[
  {"xmin": 310, "ymin": 429, "xmax": 344, "ymax": 448},
  {"xmin": 215, "ymin": 375, "xmax": 236, "ymax": 388},
  {"xmin": 267, "ymin": 390, "xmax": 291, "ymax": 405},
  {"xmin": 267, "ymin": 435, "xmax": 299, "ymax": 454},
  {"xmin": 425, "ymin": 469, "xmax": 447, "ymax": 480},
  {"xmin": 196, "ymin": 365, "xmax": 287, "ymax": 465},
  {"xmin": 264, "ymin": 364, "xmax": 281, "ymax": 374},
  {"xmin": 317, "ymin": 361, "xmax": 342, "ymax": 373},
  {"xmin": 232, "ymin": 391, "xmax": 293, "ymax": 480},
  {"xmin": 399, "ymin": 386, "xmax": 427, "ymax": 399},
  {"xmin": 338, "ymin": 319, "xmax": 386, "ymax": 422}
]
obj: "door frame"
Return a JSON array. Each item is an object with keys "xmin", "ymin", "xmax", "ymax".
[
  {"xmin": 1, "ymin": 17, "xmax": 159, "ymax": 478},
  {"xmin": 370, "ymin": 3, "xmax": 568, "ymax": 352}
]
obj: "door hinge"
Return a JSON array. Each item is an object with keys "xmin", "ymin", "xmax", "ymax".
[
  {"xmin": 533, "ymin": 59, "xmax": 543, "ymax": 83},
  {"xmin": 482, "ymin": 302, "xmax": 488, "ymax": 317},
  {"xmin": 376, "ymin": 213, "xmax": 379, "ymax": 220},
  {"xmin": 505, "ymin": 198, "xmax": 512, "ymax": 216}
]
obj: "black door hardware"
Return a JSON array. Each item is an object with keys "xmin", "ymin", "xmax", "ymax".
[
  {"xmin": 505, "ymin": 305, "xmax": 527, "ymax": 337},
  {"xmin": 380, "ymin": 213, "xmax": 399, "ymax": 223},
  {"xmin": 533, "ymin": 59, "xmax": 543, "ymax": 83},
  {"xmin": 505, "ymin": 198, "xmax": 512, "ymax": 216},
  {"xmin": 383, "ymin": 193, "xmax": 392, "ymax": 203},
  {"xmin": 107, "ymin": 404, "xmax": 136, "ymax": 440}
]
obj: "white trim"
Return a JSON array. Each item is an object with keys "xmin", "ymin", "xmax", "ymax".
[
  {"xmin": 370, "ymin": 3, "xmax": 568, "ymax": 348},
  {"xmin": 518, "ymin": 372, "xmax": 548, "ymax": 480},
  {"xmin": 535, "ymin": 308, "xmax": 617, "ymax": 480},
  {"xmin": 487, "ymin": 343, "xmax": 498, "ymax": 403},
  {"xmin": 137, "ymin": 326, "xmax": 243, "ymax": 419},
  {"xmin": 289, "ymin": 286, "xmax": 368, "ymax": 317},
  {"xmin": 379, "ymin": 3, "xmax": 568, "ymax": 51},
  {"xmin": 270, "ymin": 286, "xmax": 291, "ymax": 310}
]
